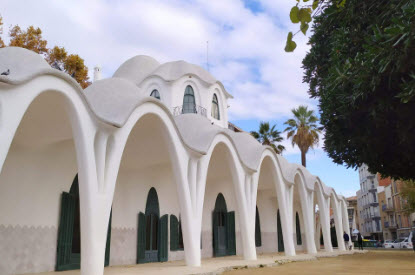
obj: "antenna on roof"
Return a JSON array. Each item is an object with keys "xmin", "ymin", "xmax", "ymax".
[{"xmin": 206, "ymin": 40, "xmax": 209, "ymax": 72}]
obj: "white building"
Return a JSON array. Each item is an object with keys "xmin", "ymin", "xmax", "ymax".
[
  {"xmin": 357, "ymin": 164, "xmax": 382, "ymax": 239},
  {"xmin": 0, "ymin": 47, "xmax": 350, "ymax": 275}
]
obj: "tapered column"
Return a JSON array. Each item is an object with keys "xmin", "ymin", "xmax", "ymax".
[
  {"xmin": 303, "ymin": 193, "xmax": 317, "ymax": 254},
  {"xmin": 321, "ymin": 196, "xmax": 333, "ymax": 252},
  {"xmin": 276, "ymin": 184, "xmax": 296, "ymax": 256},
  {"xmin": 332, "ymin": 198, "xmax": 346, "ymax": 251}
]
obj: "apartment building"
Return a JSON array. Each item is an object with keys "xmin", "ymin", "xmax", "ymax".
[{"xmin": 357, "ymin": 165, "xmax": 382, "ymax": 239}]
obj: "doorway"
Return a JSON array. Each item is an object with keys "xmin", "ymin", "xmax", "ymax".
[
  {"xmin": 212, "ymin": 193, "xmax": 236, "ymax": 257},
  {"xmin": 277, "ymin": 209, "xmax": 284, "ymax": 252},
  {"xmin": 56, "ymin": 175, "xmax": 111, "ymax": 271}
]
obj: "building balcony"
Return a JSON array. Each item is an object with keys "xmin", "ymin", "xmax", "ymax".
[
  {"xmin": 384, "ymin": 205, "xmax": 394, "ymax": 212},
  {"xmin": 384, "ymin": 222, "xmax": 397, "ymax": 229},
  {"xmin": 173, "ymin": 105, "xmax": 207, "ymax": 117}
]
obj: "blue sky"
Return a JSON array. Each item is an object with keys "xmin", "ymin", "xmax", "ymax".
[{"xmin": 2, "ymin": 0, "xmax": 359, "ymax": 197}]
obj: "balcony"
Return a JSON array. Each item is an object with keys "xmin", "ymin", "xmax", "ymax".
[
  {"xmin": 173, "ymin": 105, "xmax": 207, "ymax": 117},
  {"xmin": 383, "ymin": 205, "xmax": 394, "ymax": 212},
  {"xmin": 384, "ymin": 221, "xmax": 398, "ymax": 229}
]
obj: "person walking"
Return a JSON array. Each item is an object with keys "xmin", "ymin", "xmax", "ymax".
[
  {"xmin": 357, "ymin": 232, "xmax": 363, "ymax": 250},
  {"xmin": 343, "ymin": 231, "xmax": 350, "ymax": 250}
]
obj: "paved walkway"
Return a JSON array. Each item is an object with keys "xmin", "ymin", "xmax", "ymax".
[{"xmin": 31, "ymin": 250, "xmax": 366, "ymax": 275}]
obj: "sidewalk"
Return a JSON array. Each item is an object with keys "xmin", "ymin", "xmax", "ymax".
[{"xmin": 31, "ymin": 250, "xmax": 367, "ymax": 275}]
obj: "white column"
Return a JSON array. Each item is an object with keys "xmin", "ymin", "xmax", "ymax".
[
  {"xmin": 302, "ymin": 192, "xmax": 317, "ymax": 254},
  {"xmin": 321, "ymin": 196, "xmax": 333, "ymax": 252},
  {"xmin": 332, "ymin": 197, "xmax": 346, "ymax": 251},
  {"xmin": 341, "ymin": 199, "xmax": 352, "ymax": 250},
  {"xmin": 181, "ymin": 157, "xmax": 201, "ymax": 266},
  {"xmin": 235, "ymin": 173, "xmax": 256, "ymax": 260},
  {"xmin": 315, "ymin": 213, "xmax": 321, "ymax": 251},
  {"xmin": 276, "ymin": 184, "xmax": 296, "ymax": 256}
]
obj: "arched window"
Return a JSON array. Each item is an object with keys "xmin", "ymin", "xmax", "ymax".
[
  {"xmin": 211, "ymin": 93, "xmax": 220, "ymax": 120},
  {"xmin": 182, "ymin": 85, "xmax": 196, "ymax": 114},
  {"xmin": 150, "ymin": 89, "xmax": 161, "ymax": 100}
]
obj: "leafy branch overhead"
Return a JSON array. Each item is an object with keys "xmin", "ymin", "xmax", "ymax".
[
  {"xmin": 285, "ymin": 0, "xmax": 347, "ymax": 52},
  {"xmin": 0, "ymin": 14, "xmax": 91, "ymax": 88},
  {"xmin": 303, "ymin": 0, "xmax": 415, "ymax": 180}
]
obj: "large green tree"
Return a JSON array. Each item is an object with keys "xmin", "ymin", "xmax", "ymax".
[
  {"xmin": 303, "ymin": 0, "xmax": 415, "ymax": 179},
  {"xmin": 284, "ymin": 105, "xmax": 321, "ymax": 167},
  {"xmin": 251, "ymin": 122, "xmax": 285, "ymax": 154}
]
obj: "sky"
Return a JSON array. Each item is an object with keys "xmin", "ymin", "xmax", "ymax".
[{"xmin": 1, "ymin": 0, "xmax": 359, "ymax": 197}]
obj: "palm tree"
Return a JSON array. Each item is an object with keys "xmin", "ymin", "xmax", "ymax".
[
  {"xmin": 284, "ymin": 105, "xmax": 321, "ymax": 167},
  {"xmin": 251, "ymin": 122, "xmax": 285, "ymax": 154}
]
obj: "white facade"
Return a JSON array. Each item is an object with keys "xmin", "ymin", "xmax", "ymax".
[
  {"xmin": 357, "ymin": 165, "xmax": 382, "ymax": 238},
  {"xmin": 0, "ymin": 47, "xmax": 350, "ymax": 275}
]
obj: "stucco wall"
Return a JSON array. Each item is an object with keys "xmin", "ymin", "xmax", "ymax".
[
  {"xmin": 255, "ymin": 190, "xmax": 279, "ymax": 254},
  {"xmin": 110, "ymin": 164, "xmax": 183, "ymax": 265},
  {"xmin": 0, "ymin": 141, "xmax": 77, "ymax": 274}
]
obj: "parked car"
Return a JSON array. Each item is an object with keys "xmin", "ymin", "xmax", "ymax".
[
  {"xmin": 383, "ymin": 240, "xmax": 394, "ymax": 248},
  {"xmin": 398, "ymin": 237, "xmax": 413, "ymax": 249},
  {"xmin": 383, "ymin": 239, "xmax": 400, "ymax": 248}
]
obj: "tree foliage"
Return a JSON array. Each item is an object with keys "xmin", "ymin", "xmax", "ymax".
[
  {"xmin": 251, "ymin": 122, "xmax": 285, "ymax": 154},
  {"xmin": 285, "ymin": 0, "xmax": 326, "ymax": 52},
  {"xmin": 9, "ymin": 25, "xmax": 48, "ymax": 54},
  {"xmin": 0, "ymin": 16, "xmax": 5, "ymax": 48},
  {"xmin": 401, "ymin": 180, "xmax": 415, "ymax": 213},
  {"xmin": 284, "ymin": 105, "xmax": 321, "ymax": 167},
  {"xmin": 0, "ymin": 15, "xmax": 90, "ymax": 88},
  {"xmin": 303, "ymin": 0, "xmax": 415, "ymax": 179}
]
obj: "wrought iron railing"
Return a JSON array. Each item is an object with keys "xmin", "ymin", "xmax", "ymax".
[{"xmin": 172, "ymin": 105, "xmax": 207, "ymax": 117}]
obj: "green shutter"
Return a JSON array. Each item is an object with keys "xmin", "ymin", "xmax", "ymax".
[
  {"xmin": 137, "ymin": 212, "xmax": 146, "ymax": 263},
  {"xmin": 277, "ymin": 210, "xmax": 284, "ymax": 252},
  {"xmin": 105, "ymin": 211, "xmax": 112, "ymax": 266},
  {"xmin": 255, "ymin": 206, "xmax": 262, "ymax": 247},
  {"xmin": 158, "ymin": 214, "xmax": 168, "ymax": 262},
  {"xmin": 296, "ymin": 212, "xmax": 302, "ymax": 245},
  {"xmin": 212, "ymin": 211, "xmax": 219, "ymax": 256},
  {"xmin": 170, "ymin": 215, "xmax": 178, "ymax": 251},
  {"xmin": 331, "ymin": 226, "xmax": 338, "ymax": 247},
  {"xmin": 56, "ymin": 192, "xmax": 76, "ymax": 271},
  {"xmin": 226, "ymin": 211, "xmax": 236, "ymax": 256}
]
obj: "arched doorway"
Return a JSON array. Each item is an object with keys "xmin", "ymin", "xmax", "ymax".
[
  {"xmin": 137, "ymin": 187, "xmax": 168, "ymax": 263},
  {"xmin": 277, "ymin": 209, "xmax": 284, "ymax": 252},
  {"xmin": 212, "ymin": 193, "xmax": 235, "ymax": 257},
  {"xmin": 56, "ymin": 175, "xmax": 111, "ymax": 271},
  {"xmin": 296, "ymin": 212, "xmax": 302, "ymax": 245},
  {"xmin": 255, "ymin": 206, "xmax": 262, "ymax": 247}
]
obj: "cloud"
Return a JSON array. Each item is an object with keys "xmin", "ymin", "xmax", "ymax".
[{"xmin": 1, "ymin": 0, "xmax": 316, "ymax": 120}]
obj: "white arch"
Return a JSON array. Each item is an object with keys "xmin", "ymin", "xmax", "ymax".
[
  {"xmin": 254, "ymin": 149, "xmax": 296, "ymax": 256},
  {"xmin": 0, "ymin": 75, "xmax": 103, "ymax": 275},
  {"xmin": 293, "ymin": 172, "xmax": 317, "ymax": 253},
  {"xmin": 197, "ymin": 133, "xmax": 256, "ymax": 260},
  {"xmin": 330, "ymin": 192, "xmax": 346, "ymax": 251},
  {"xmin": 313, "ymin": 180, "xmax": 333, "ymax": 252}
]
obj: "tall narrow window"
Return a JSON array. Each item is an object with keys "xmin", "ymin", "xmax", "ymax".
[
  {"xmin": 211, "ymin": 93, "xmax": 220, "ymax": 120},
  {"xmin": 296, "ymin": 212, "xmax": 302, "ymax": 245},
  {"xmin": 183, "ymin": 85, "xmax": 196, "ymax": 114},
  {"xmin": 255, "ymin": 206, "xmax": 262, "ymax": 247},
  {"xmin": 150, "ymin": 89, "xmax": 161, "ymax": 100},
  {"xmin": 178, "ymin": 218, "xmax": 184, "ymax": 250}
]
